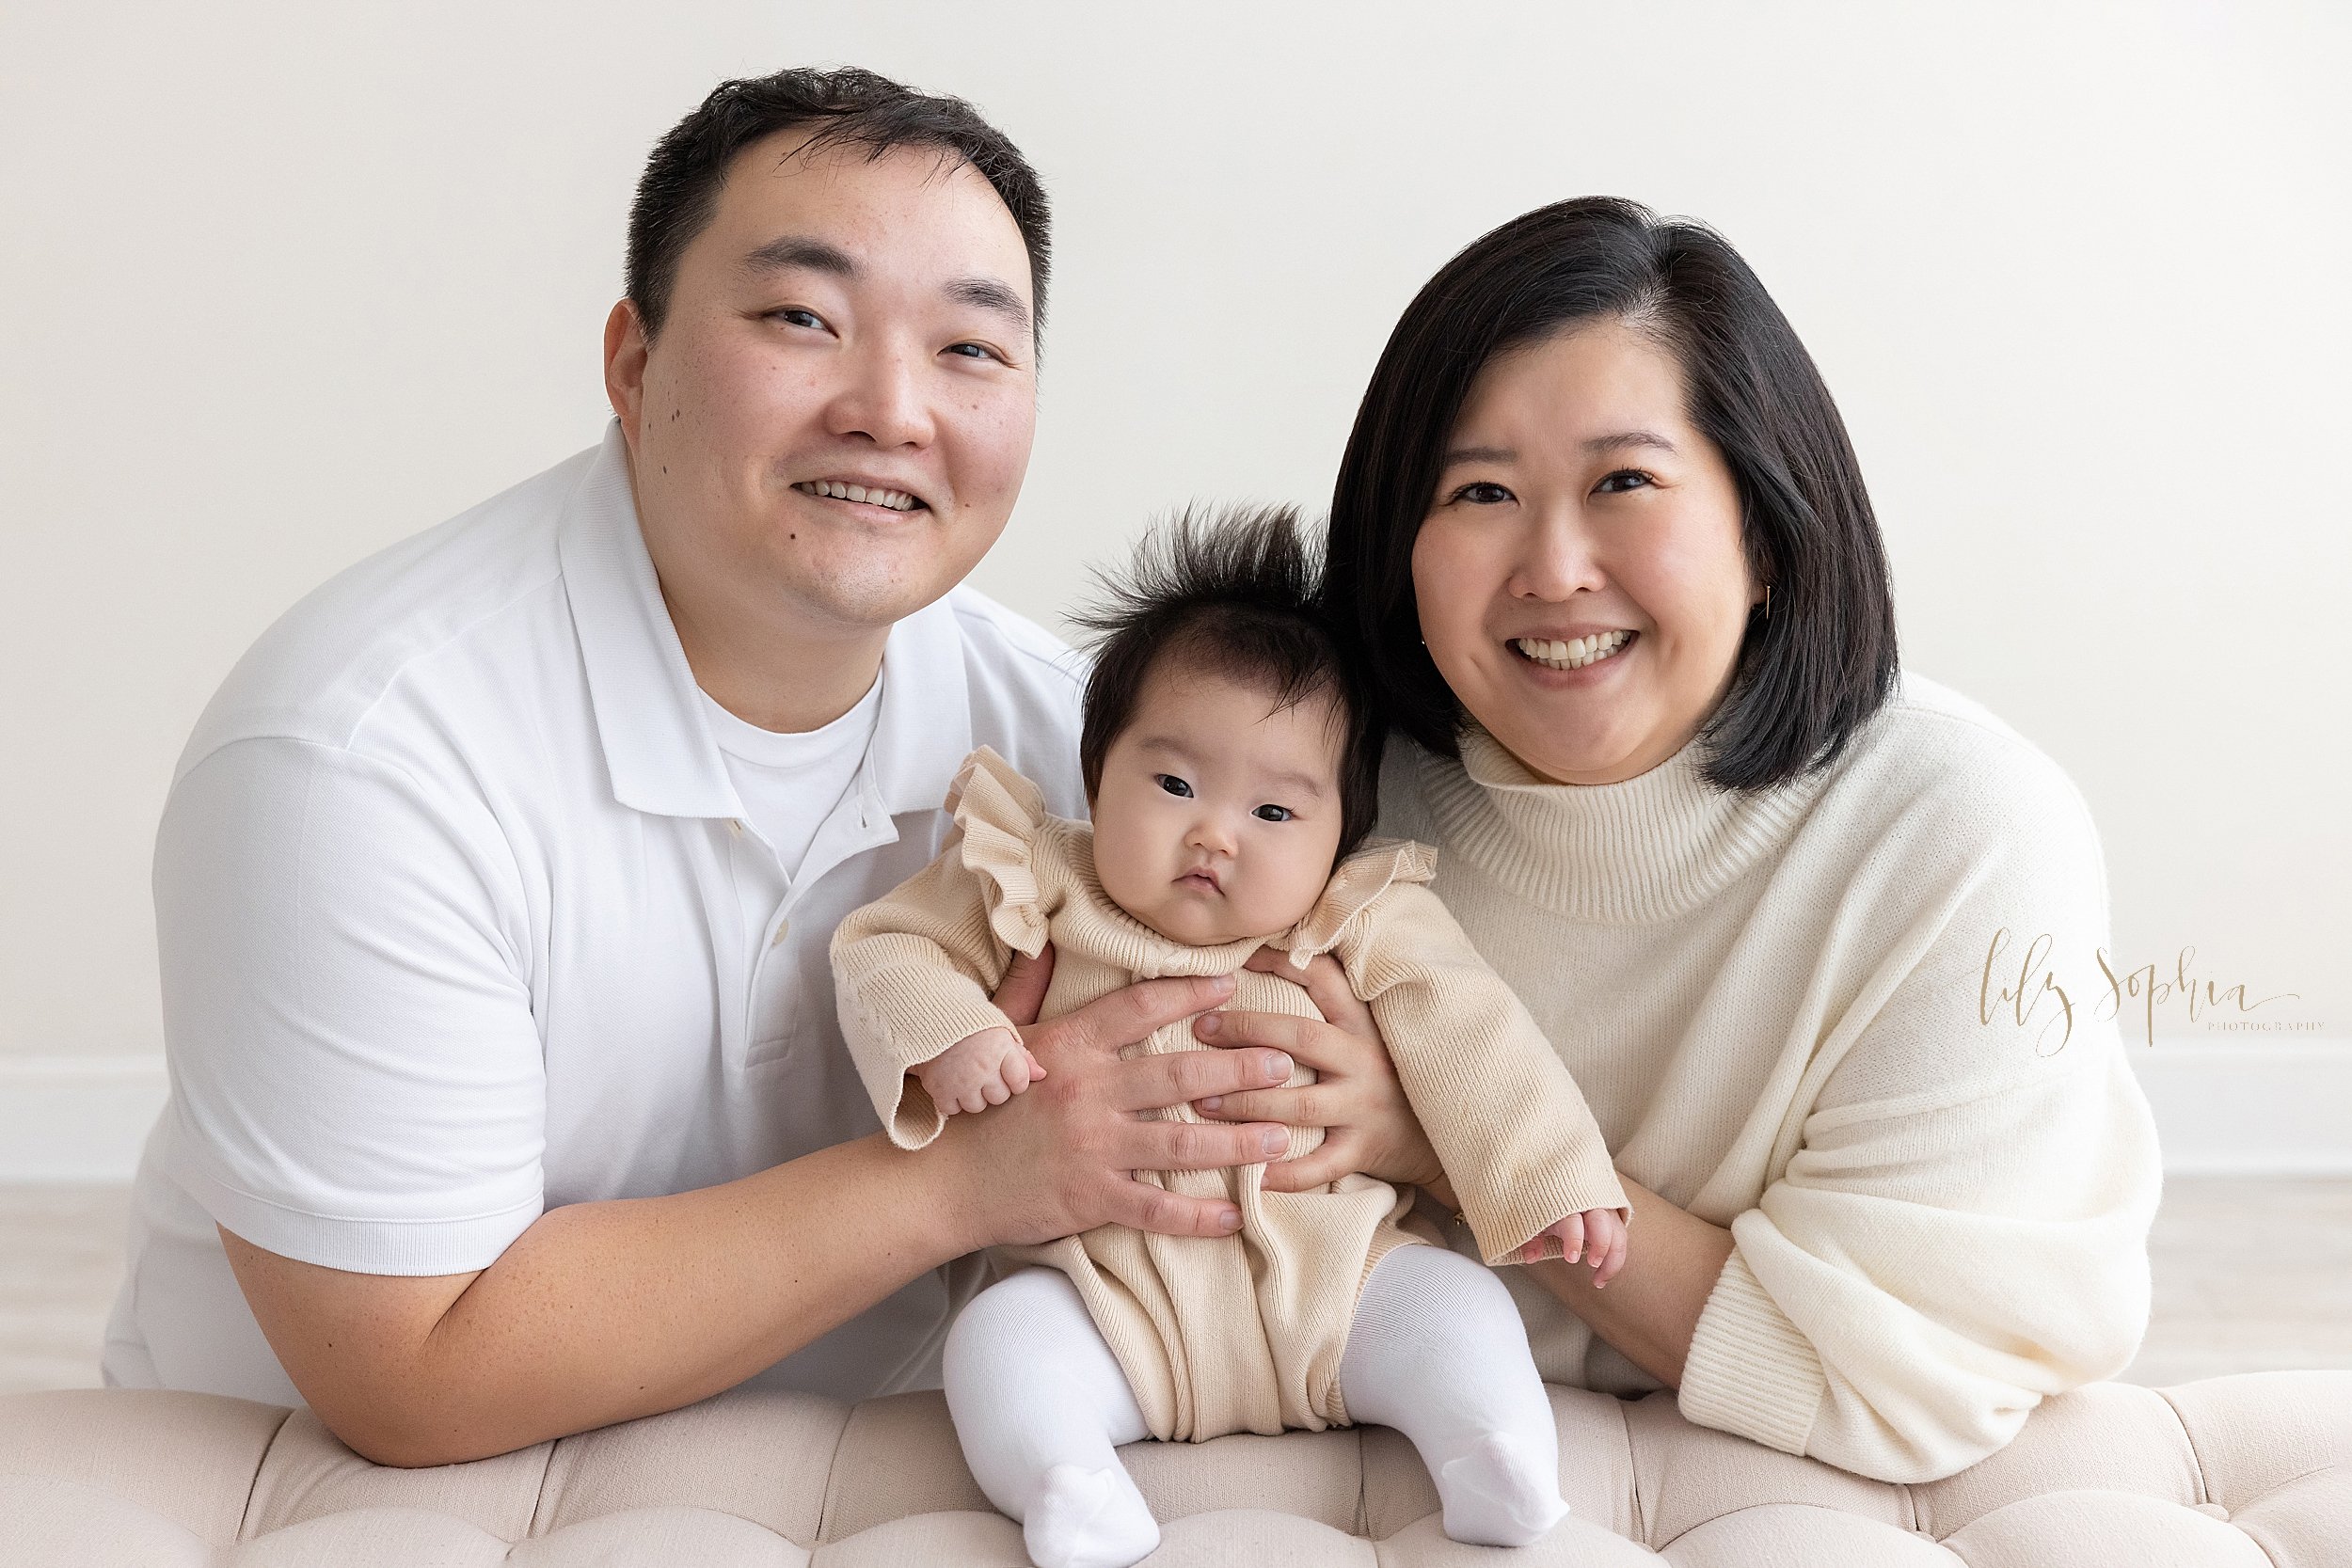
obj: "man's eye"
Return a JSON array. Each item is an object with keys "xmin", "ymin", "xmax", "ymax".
[
  {"xmin": 1252, "ymin": 804, "xmax": 1295, "ymax": 823},
  {"xmin": 1448, "ymin": 482, "xmax": 1513, "ymax": 505},
  {"xmin": 945, "ymin": 341, "xmax": 1002, "ymax": 362},
  {"xmin": 1595, "ymin": 469, "xmax": 1655, "ymax": 494},
  {"xmin": 1155, "ymin": 775, "xmax": 1193, "ymax": 798},
  {"xmin": 768, "ymin": 308, "xmax": 824, "ymax": 330}
]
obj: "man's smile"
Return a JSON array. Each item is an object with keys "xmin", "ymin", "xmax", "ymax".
[{"xmin": 789, "ymin": 476, "xmax": 930, "ymax": 515}]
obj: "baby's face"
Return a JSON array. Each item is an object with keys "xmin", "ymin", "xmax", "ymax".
[{"xmin": 1092, "ymin": 667, "xmax": 1349, "ymax": 947}]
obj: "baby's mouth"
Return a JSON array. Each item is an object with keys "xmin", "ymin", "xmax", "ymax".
[{"xmin": 1178, "ymin": 867, "xmax": 1222, "ymax": 894}]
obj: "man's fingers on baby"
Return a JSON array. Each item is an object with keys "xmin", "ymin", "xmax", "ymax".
[
  {"xmin": 1068, "ymin": 973, "xmax": 1237, "ymax": 1056},
  {"xmin": 1113, "ymin": 1042, "xmax": 1289, "ymax": 1115},
  {"xmin": 1114, "ymin": 1180, "xmax": 1243, "ymax": 1240},
  {"xmin": 1124, "ymin": 1117, "xmax": 1287, "ymax": 1174}
]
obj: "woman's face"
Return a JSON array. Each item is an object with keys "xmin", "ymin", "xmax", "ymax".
[{"xmin": 1410, "ymin": 318, "xmax": 1761, "ymax": 785}]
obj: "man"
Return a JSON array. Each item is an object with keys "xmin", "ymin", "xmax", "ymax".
[{"xmin": 102, "ymin": 67, "xmax": 1312, "ymax": 1468}]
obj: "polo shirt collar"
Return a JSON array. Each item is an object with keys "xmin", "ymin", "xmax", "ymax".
[{"xmin": 560, "ymin": 420, "xmax": 977, "ymax": 824}]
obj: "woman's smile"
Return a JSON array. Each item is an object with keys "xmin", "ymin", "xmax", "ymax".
[{"xmin": 1509, "ymin": 629, "xmax": 1637, "ymax": 674}]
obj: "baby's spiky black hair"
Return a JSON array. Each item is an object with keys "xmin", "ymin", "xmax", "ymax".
[{"xmin": 1071, "ymin": 503, "xmax": 1382, "ymax": 859}]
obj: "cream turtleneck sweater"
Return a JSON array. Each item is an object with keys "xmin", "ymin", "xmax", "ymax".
[{"xmin": 1378, "ymin": 671, "xmax": 2163, "ymax": 1485}]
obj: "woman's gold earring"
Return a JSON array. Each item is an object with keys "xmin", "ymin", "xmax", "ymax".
[{"xmin": 1763, "ymin": 585, "xmax": 1772, "ymax": 620}]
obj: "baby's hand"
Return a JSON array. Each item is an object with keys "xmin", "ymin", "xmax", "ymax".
[
  {"xmin": 912, "ymin": 1026, "xmax": 1047, "ymax": 1116},
  {"xmin": 1512, "ymin": 1206, "xmax": 1629, "ymax": 1287}
]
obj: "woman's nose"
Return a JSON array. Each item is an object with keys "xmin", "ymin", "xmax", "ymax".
[
  {"xmin": 1508, "ymin": 509, "xmax": 1608, "ymax": 601},
  {"xmin": 825, "ymin": 341, "xmax": 935, "ymax": 449}
]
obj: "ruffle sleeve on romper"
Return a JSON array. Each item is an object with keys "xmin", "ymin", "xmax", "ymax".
[
  {"xmin": 1272, "ymin": 837, "xmax": 1632, "ymax": 1269},
  {"xmin": 831, "ymin": 746, "xmax": 1058, "ymax": 1150}
]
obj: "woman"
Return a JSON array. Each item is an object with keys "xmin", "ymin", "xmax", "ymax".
[{"xmin": 1191, "ymin": 196, "xmax": 2163, "ymax": 1484}]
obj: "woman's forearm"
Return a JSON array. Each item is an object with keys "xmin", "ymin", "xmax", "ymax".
[{"xmin": 1523, "ymin": 1174, "xmax": 1735, "ymax": 1389}]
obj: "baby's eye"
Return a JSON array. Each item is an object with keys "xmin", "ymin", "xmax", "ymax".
[
  {"xmin": 1155, "ymin": 774, "xmax": 1194, "ymax": 799},
  {"xmin": 1252, "ymin": 804, "xmax": 1295, "ymax": 823}
]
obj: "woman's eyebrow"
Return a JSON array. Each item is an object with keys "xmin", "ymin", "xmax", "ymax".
[
  {"xmin": 1439, "ymin": 444, "xmax": 1516, "ymax": 469},
  {"xmin": 1585, "ymin": 430, "xmax": 1678, "ymax": 456}
]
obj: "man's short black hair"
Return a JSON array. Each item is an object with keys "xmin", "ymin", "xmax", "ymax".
[
  {"xmin": 1324, "ymin": 196, "xmax": 1899, "ymax": 791},
  {"xmin": 1072, "ymin": 505, "xmax": 1382, "ymax": 861},
  {"xmin": 626, "ymin": 65, "xmax": 1051, "ymax": 348}
]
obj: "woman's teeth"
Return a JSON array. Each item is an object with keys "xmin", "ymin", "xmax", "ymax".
[
  {"xmin": 791, "ymin": 480, "xmax": 921, "ymax": 512},
  {"xmin": 1514, "ymin": 631, "xmax": 1632, "ymax": 671}
]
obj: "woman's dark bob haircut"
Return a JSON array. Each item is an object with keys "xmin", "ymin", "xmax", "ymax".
[{"xmin": 1323, "ymin": 196, "xmax": 1899, "ymax": 792}]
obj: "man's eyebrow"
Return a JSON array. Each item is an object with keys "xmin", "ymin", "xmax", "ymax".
[
  {"xmin": 740, "ymin": 235, "xmax": 857, "ymax": 278},
  {"xmin": 945, "ymin": 275, "xmax": 1033, "ymax": 336}
]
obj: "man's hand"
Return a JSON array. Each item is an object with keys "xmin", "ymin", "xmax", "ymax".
[
  {"xmin": 1187, "ymin": 949, "xmax": 1446, "ymax": 1196},
  {"xmin": 936, "ymin": 943, "xmax": 1301, "ymax": 1248}
]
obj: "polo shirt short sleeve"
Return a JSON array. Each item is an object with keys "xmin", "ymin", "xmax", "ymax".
[
  {"xmin": 156, "ymin": 736, "xmax": 547, "ymax": 1275},
  {"xmin": 104, "ymin": 422, "xmax": 1090, "ymax": 1406}
]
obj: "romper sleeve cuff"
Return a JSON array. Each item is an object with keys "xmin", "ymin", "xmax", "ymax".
[{"xmin": 1677, "ymin": 1243, "xmax": 1828, "ymax": 1456}]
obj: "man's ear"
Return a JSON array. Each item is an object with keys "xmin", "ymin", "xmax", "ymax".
[{"xmin": 603, "ymin": 298, "xmax": 649, "ymax": 440}]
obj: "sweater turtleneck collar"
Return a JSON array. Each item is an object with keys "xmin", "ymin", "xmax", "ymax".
[{"xmin": 1415, "ymin": 722, "xmax": 1829, "ymax": 924}]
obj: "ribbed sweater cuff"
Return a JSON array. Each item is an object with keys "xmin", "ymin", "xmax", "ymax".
[
  {"xmin": 845, "ymin": 986, "xmax": 1014, "ymax": 1150},
  {"xmin": 1677, "ymin": 1246, "xmax": 1826, "ymax": 1456}
]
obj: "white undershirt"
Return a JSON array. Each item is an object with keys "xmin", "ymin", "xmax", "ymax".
[{"xmin": 699, "ymin": 673, "xmax": 884, "ymax": 884}]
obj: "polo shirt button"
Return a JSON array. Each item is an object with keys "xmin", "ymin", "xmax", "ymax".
[{"xmin": 769, "ymin": 919, "xmax": 789, "ymax": 949}]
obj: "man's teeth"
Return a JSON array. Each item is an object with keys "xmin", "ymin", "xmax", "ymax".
[
  {"xmin": 791, "ymin": 480, "xmax": 920, "ymax": 512},
  {"xmin": 1513, "ymin": 631, "xmax": 1632, "ymax": 671}
]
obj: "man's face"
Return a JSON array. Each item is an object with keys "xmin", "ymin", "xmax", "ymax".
[{"xmin": 608, "ymin": 131, "xmax": 1038, "ymax": 643}]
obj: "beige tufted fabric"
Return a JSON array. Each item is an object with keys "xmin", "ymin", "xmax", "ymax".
[{"xmin": 3, "ymin": 1373, "xmax": 2347, "ymax": 1564}]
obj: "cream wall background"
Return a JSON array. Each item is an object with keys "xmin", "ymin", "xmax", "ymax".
[{"xmin": 3, "ymin": 1, "xmax": 2346, "ymax": 1170}]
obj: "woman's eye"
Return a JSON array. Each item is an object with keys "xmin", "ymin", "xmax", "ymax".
[
  {"xmin": 1155, "ymin": 775, "xmax": 1194, "ymax": 799},
  {"xmin": 1449, "ymin": 482, "xmax": 1514, "ymax": 506},
  {"xmin": 1252, "ymin": 804, "xmax": 1295, "ymax": 823},
  {"xmin": 1595, "ymin": 469, "xmax": 1655, "ymax": 495}
]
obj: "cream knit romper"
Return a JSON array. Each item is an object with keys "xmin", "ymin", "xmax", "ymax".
[{"xmin": 832, "ymin": 747, "xmax": 1629, "ymax": 1443}]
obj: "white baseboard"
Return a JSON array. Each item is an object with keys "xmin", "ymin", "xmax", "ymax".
[
  {"xmin": 0, "ymin": 1056, "xmax": 167, "ymax": 1182},
  {"xmin": 2124, "ymin": 1039, "xmax": 2352, "ymax": 1176},
  {"xmin": 3, "ymin": 1043, "xmax": 2348, "ymax": 1182}
]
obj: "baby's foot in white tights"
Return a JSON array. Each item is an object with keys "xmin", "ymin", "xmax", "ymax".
[
  {"xmin": 1437, "ymin": 1432, "xmax": 1572, "ymax": 1546},
  {"xmin": 1024, "ymin": 1463, "xmax": 1161, "ymax": 1568}
]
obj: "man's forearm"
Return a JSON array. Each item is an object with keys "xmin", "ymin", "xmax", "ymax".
[
  {"xmin": 303, "ymin": 1130, "xmax": 977, "ymax": 1466},
  {"xmin": 1523, "ymin": 1174, "xmax": 1735, "ymax": 1389}
]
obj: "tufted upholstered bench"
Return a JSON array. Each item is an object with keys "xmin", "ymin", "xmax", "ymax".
[{"xmin": 3, "ymin": 1372, "xmax": 2347, "ymax": 1564}]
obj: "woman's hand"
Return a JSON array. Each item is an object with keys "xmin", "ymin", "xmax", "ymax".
[{"xmin": 1188, "ymin": 949, "xmax": 1449, "ymax": 1197}]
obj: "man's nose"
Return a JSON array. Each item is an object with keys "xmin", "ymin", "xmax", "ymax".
[
  {"xmin": 825, "ymin": 340, "xmax": 935, "ymax": 449},
  {"xmin": 1509, "ymin": 507, "xmax": 1608, "ymax": 601}
]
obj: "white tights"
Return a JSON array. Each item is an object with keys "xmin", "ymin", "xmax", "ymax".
[{"xmin": 941, "ymin": 1245, "xmax": 1570, "ymax": 1568}]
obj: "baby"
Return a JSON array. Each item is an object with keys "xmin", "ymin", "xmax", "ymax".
[{"xmin": 832, "ymin": 505, "xmax": 1629, "ymax": 1568}]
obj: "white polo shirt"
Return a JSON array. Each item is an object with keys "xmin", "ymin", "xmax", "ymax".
[{"xmin": 103, "ymin": 422, "xmax": 1089, "ymax": 1407}]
